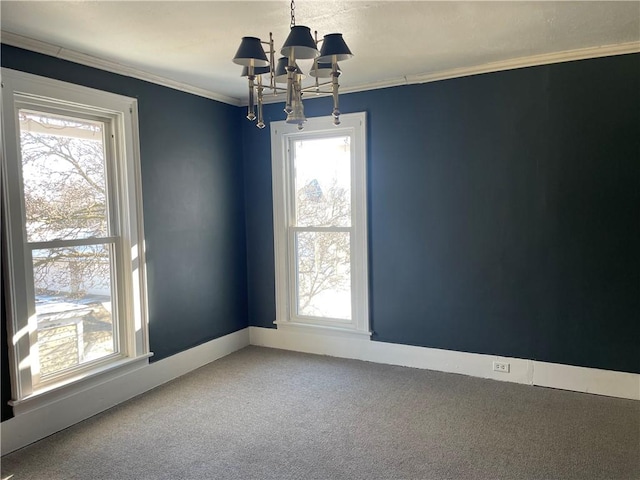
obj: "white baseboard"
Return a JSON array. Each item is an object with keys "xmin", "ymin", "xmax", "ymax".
[
  {"xmin": 531, "ymin": 361, "xmax": 639, "ymax": 399},
  {"xmin": 249, "ymin": 326, "xmax": 639, "ymax": 401},
  {"xmin": 1, "ymin": 328, "xmax": 250, "ymax": 455},
  {"xmin": 3, "ymin": 325, "xmax": 636, "ymax": 456}
]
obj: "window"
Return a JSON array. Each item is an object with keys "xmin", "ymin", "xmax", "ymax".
[
  {"xmin": 271, "ymin": 113, "xmax": 369, "ymax": 335},
  {"xmin": 2, "ymin": 69, "xmax": 149, "ymax": 407}
]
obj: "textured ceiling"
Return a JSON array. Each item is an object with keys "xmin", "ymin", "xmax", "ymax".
[{"xmin": 1, "ymin": 1, "xmax": 639, "ymax": 103}]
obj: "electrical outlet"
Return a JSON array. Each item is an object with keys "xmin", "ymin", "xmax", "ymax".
[{"xmin": 493, "ymin": 361, "xmax": 510, "ymax": 373}]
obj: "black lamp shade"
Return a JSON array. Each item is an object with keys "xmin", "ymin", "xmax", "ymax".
[
  {"xmin": 233, "ymin": 37, "xmax": 270, "ymax": 67},
  {"xmin": 280, "ymin": 26, "xmax": 319, "ymax": 60},
  {"xmin": 317, "ymin": 33, "xmax": 353, "ymax": 62},
  {"xmin": 310, "ymin": 61, "xmax": 340, "ymax": 78},
  {"xmin": 274, "ymin": 57, "xmax": 304, "ymax": 84},
  {"xmin": 241, "ymin": 65, "xmax": 271, "ymax": 77}
]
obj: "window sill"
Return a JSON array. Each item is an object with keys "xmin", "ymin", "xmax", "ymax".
[
  {"xmin": 9, "ymin": 353, "xmax": 153, "ymax": 416},
  {"xmin": 274, "ymin": 320, "xmax": 371, "ymax": 339}
]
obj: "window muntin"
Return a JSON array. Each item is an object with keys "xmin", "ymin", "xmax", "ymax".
[
  {"xmin": 271, "ymin": 113, "xmax": 369, "ymax": 335},
  {"xmin": 2, "ymin": 68, "xmax": 149, "ymax": 405}
]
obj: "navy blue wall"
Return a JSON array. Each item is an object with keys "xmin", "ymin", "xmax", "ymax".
[
  {"xmin": 2, "ymin": 47, "xmax": 638, "ymax": 423},
  {"xmin": 1, "ymin": 45, "xmax": 249, "ymax": 420},
  {"xmin": 243, "ymin": 54, "xmax": 640, "ymax": 374}
]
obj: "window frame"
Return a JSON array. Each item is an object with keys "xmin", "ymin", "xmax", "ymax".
[
  {"xmin": 2, "ymin": 68, "xmax": 150, "ymax": 410},
  {"xmin": 270, "ymin": 112, "xmax": 369, "ymax": 336}
]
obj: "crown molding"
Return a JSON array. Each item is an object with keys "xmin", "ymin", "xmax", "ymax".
[
  {"xmin": 1, "ymin": 31, "xmax": 243, "ymax": 106},
  {"xmin": 259, "ymin": 41, "xmax": 640, "ymax": 106},
  {"xmin": 3, "ymin": 30, "xmax": 638, "ymax": 108},
  {"xmin": 402, "ymin": 41, "xmax": 640, "ymax": 88}
]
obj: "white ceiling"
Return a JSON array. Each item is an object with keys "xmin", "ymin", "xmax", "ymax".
[{"xmin": 2, "ymin": 1, "xmax": 639, "ymax": 104}]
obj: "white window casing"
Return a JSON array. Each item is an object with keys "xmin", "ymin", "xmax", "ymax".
[
  {"xmin": 270, "ymin": 112, "xmax": 370, "ymax": 337},
  {"xmin": 2, "ymin": 68, "xmax": 151, "ymax": 413}
]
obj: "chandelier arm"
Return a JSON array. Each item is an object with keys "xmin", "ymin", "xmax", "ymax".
[
  {"xmin": 258, "ymin": 84, "xmax": 288, "ymax": 95},
  {"xmin": 300, "ymin": 82, "xmax": 332, "ymax": 93},
  {"xmin": 267, "ymin": 86, "xmax": 289, "ymax": 94}
]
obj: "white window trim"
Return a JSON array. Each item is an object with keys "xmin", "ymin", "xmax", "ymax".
[
  {"xmin": 1, "ymin": 68, "xmax": 151, "ymax": 412},
  {"xmin": 270, "ymin": 112, "xmax": 370, "ymax": 337}
]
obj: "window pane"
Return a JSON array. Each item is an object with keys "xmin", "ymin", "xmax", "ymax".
[
  {"xmin": 19, "ymin": 110, "xmax": 108, "ymax": 242},
  {"xmin": 296, "ymin": 231, "xmax": 351, "ymax": 320},
  {"xmin": 293, "ymin": 136, "xmax": 351, "ymax": 227},
  {"xmin": 32, "ymin": 244, "xmax": 116, "ymax": 377}
]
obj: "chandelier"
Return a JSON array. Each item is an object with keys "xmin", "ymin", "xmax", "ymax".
[{"xmin": 232, "ymin": 0, "xmax": 353, "ymax": 130}]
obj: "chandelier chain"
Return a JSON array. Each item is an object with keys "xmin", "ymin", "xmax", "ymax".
[{"xmin": 290, "ymin": 0, "xmax": 296, "ymax": 28}]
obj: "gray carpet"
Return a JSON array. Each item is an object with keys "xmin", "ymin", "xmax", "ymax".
[{"xmin": 2, "ymin": 346, "xmax": 639, "ymax": 480}]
